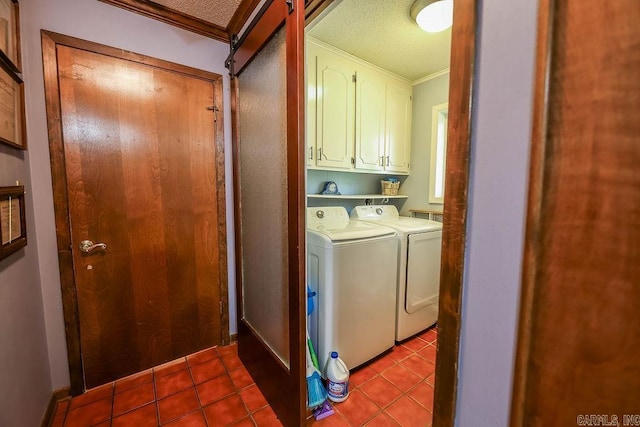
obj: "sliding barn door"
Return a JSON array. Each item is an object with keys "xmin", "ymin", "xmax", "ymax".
[
  {"xmin": 229, "ymin": 1, "xmax": 305, "ymax": 425},
  {"xmin": 512, "ymin": 0, "xmax": 640, "ymax": 424}
]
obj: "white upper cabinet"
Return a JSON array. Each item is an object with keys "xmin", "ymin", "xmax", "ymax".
[
  {"xmin": 385, "ymin": 81, "xmax": 412, "ymax": 173},
  {"xmin": 355, "ymin": 67, "xmax": 386, "ymax": 172},
  {"xmin": 306, "ymin": 38, "xmax": 412, "ymax": 174},
  {"xmin": 315, "ymin": 46, "xmax": 355, "ymax": 169},
  {"xmin": 306, "ymin": 42, "xmax": 317, "ymax": 167}
]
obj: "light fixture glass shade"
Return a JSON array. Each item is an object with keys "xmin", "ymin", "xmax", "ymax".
[{"xmin": 411, "ymin": 0, "xmax": 453, "ymax": 33}]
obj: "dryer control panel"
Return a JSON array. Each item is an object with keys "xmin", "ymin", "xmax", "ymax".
[{"xmin": 350, "ymin": 205, "xmax": 400, "ymax": 220}]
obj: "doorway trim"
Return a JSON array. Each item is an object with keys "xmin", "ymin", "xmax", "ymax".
[
  {"xmin": 41, "ymin": 30, "xmax": 229, "ymax": 395},
  {"xmin": 300, "ymin": 1, "xmax": 478, "ymax": 425}
]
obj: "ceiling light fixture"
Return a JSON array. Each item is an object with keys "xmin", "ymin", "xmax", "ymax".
[{"xmin": 410, "ymin": 0, "xmax": 454, "ymax": 33}]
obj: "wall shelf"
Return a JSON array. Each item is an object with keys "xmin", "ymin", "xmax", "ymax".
[{"xmin": 307, "ymin": 194, "xmax": 408, "ymax": 200}]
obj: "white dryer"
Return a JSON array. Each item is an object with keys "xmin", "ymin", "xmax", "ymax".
[
  {"xmin": 351, "ymin": 205, "xmax": 443, "ymax": 341},
  {"xmin": 307, "ymin": 206, "xmax": 398, "ymax": 370}
]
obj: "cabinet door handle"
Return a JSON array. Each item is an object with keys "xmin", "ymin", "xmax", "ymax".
[
  {"xmin": 318, "ymin": 147, "xmax": 322, "ymax": 160},
  {"xmin": 380, "ymin": 156, "xmax": 384, "ymax": 167},
  {"xmin": 309, "ymin": 146, "xmax": 313, "ymax": 160},
  {"xmin": 386, "ymin": 156, "xmax": 390, "ymax": 166}
]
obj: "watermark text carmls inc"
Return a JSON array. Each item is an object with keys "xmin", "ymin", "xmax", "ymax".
[{"xmin": 577, "ymin": 415, "xmax": 640, "ymax": 426}]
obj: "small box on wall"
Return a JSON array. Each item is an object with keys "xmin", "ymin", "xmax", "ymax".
[{"xmin": 0, "ymin": 185, "xmax": 26, "ymax": 261}]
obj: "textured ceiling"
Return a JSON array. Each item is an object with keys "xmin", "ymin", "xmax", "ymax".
[
  {"xmin": 152, "ymin": 0, "xmax": 242, "ymax": 27},
  {"xmin": 308, "ymin": 0, "xmax": 451, "ymax": 81}
]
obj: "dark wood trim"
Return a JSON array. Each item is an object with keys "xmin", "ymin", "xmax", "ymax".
[
  {"xmin": 510, "ymin": 0, "xmax": 553, "ymax": 423},
  {"xmin": 230, "ymin": 66, "xmax": 244, "ymax": 387},
  {"xmin": 40, "ymin": 387, "xmax": 70, "ymax": 427},
  {"xmin": 432, "ymin": 0, "xmax": 477, "ymax": 425},
  {"xmin": 304, "ymin": 0, "xmax": 337, "ymax": 22},
  {"xmin": 213, "ymin": 77, "xmax": 230, "ymax": 346},
  {"xmin": 41, "ymin": 31, "xmax": 84, "ymax": 395},
  {"xmin": 232, "ymin": 0, "xmax": 288, "ymax": 75},
  {"xmin": 41, "ymin": 30, "xmax": 228, "ymax": 395},
  {"xmin": 40, "ymin": 392, "xmax": 57, "ymax": 427},
  {"xmin": 227, "ymin": 0, "xmax": 264, "ymax": 39},
  {"xmin": 286, "ymin": 0, "xmax": 307, "ymax": 423},
  {"xmin": 41, "ymin": 31, "xmax": 220, "ymax": 82},
  {"xmin": 98, "ymin": 0, "xmax": 229, "ymax": 42}
]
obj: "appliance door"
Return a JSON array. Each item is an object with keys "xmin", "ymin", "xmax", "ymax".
[{"xmin": 406, "ymin": 231, "xmax": 443, "ymax": 313}]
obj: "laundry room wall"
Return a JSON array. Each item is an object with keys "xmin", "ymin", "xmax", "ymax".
[
  {"xmin": 0, "ymin": 147, "xmax": 51, "ymax": 425},
  {"xmin": 399, "ymin": 71, "xmax": 450, "ymax": 216},
  {"xmin": 307, "ymin": 169, "xmax": 408, "ymax": 212},
  {"xmin": 456, "ymin": 0, "xmax": 537, "ymax": 425},
  {"xmin": 19, "ymin": 0, "xmax": 235, "ymax": 392}
]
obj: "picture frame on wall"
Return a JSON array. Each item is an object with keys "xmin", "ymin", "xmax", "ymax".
[
  {"xmin": 0, "ymin": 0, "xmax": 20, "ymax": 72},
  {"xmin": 0, "ymin": 185, "xmax": 27, "ymax": 262},
  {"xmin": 0, "ymin": 61, "xmax": 25, "ymax": 149}
]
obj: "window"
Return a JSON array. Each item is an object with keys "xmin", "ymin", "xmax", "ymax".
[{"xmin": 429, "ymin": 102, "xmax": 448, "ymax": 204}]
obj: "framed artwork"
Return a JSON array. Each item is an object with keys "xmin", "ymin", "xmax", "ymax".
[
  {"xmin": 0, "ymin": 61, "xmax": 24, "ymax": 149},
  {"xmin": 0, "ymin": 185, "xmax": 26, "ymax": 261},
  {"xmin": 0, "ymin": 0, "xmax": 20, "ymax": 72}
]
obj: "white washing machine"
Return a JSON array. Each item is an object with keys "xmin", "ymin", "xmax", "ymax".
[
  {"xmin": 307, "ymin": 206, "xmax": 398, "ymax": 371},
  {"xmin": 351, "ymin": 205, "xmax": 443, "ymax": 341}
]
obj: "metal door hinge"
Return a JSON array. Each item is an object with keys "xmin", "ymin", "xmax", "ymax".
[{"xmin": 352, "ymin": 74, "xmax": 357, "ymax": 83}]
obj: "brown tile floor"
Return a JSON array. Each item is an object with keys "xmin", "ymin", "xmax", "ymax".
[{"xmin": 51, "ymin": 326, "xmax": 437, "ymax": 427}]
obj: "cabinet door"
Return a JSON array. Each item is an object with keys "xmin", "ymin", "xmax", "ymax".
[
  {"xmin": 306, "ymin": 43, "xmax": 317, "ymax": 168},
  {"xmin": 385, "ymin": 81, "xmax": 412, "ymax": 173},
  {"xmin": 355, "ymin": 68, "xmax": 386, "ymax": 172},
  {"xmin": 316, "ymin": 49, "xmax": 355, "ymax": 169}
]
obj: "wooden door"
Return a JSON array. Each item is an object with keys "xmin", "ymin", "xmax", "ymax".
[
  {"xmin": 512, "ymin": 0, "xmax": 640, "ymax": 424},
  {"xmin": 43, "ymin": 32, "xmax": 228, "ymax": 391},
  {"xmin": 229, "ymin": 0, "xmax": 306, "ymax": 425}
]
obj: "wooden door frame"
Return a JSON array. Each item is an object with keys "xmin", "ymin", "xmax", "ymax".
[
  {"xmin": 41, "ymin": 30, "xmax": 229, "ymax": 395},
  {"xmin": 297, "ymin": 1, "xmax": 477, "ymax": 426},
  {"xmin": 229, "ymin": 0, "xmax": 306, "ymax": 425}
]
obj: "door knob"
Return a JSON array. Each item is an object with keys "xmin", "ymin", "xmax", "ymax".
[{"xmin": 79, "ymin": 240, "xmax": 107, "ymax": 254}]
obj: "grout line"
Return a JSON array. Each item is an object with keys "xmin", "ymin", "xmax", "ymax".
[
  {"xmin": 184, "ymin": 357, "xmax": 210, "ymax": 427},
  {"xmin": 152, "ymin": 368, "xmax": 160, "ymax": 427}
]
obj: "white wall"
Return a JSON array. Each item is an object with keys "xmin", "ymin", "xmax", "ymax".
[
  {"xmin": 0, "ymin": 145, "xmax": 52, "ymax": 425},
  {"xmin": 456, "ymin": 0, "xmax": 538, "ymax": 425},
  {"xmin": 20, "ymin": 0, "xmax": 236, "ymax": 392},
  {"xmin": 400, "ymin": 72, "xmax": 450, "ymax": 216}
]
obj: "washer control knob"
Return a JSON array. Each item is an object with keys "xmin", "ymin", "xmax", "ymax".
[
  {"xmin": 316, "ymin": 210, "xmax": 325, "ymax": 219},
  {"xmin": 375, "ymin": 208, "xmax": 383, "ymax": 215}
]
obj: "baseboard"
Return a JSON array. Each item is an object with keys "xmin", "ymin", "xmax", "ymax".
[
  {"xmin": 229, "ymin": 333, "xmax": 237, "ymax": 343},
  {"xmin": 41, "ymin": 387, "xmax": 71, "ymax": 427}
]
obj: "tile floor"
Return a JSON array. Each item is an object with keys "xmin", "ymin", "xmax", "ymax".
[{"xmin": 51, "ymin": 326, "xmax": 437, "ymax": 427}]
